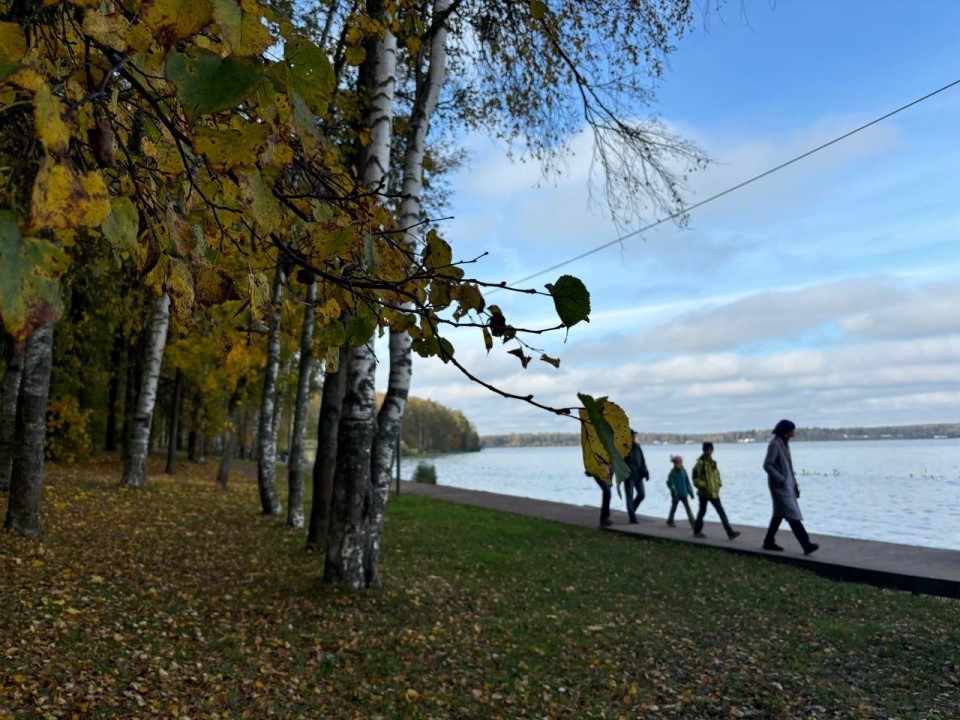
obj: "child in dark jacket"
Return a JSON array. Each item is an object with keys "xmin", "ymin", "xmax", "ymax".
[{"xmin": 666, "ymin": 455, "xmax": 695, "ymax": 527}]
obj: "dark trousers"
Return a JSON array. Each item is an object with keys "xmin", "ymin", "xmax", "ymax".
[
  {"xmin": 594, "ymin": 477, "xmax": 611, "ymax": 523},
  {"xmin": 625, "ymin": 476, "xmax": 644, "ymax": 522},
  {"xmin": 669, "ymin": 496, "xmax": 694, "ymax": 525},
  {"xmin": 765, "ymin": 516, "xmax": 814, "ymax": 551},
  {"xmin": 693, "ymin": 496, "xmax": 734, "ymax": 536}
]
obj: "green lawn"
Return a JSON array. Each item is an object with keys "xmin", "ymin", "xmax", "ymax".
[{"xmin": 0, "ymin": 458, "xmax": 956, "ymax": 719}]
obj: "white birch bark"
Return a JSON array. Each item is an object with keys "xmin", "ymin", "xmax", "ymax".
[
  {"xmin": 3, "ymin": 323, "xmax": 53, "ymax": 536},
  {"xmin": 0, "ymin": 339, "xmax": 24, "ymax": 491},
  {"xmin": 121, "ymin": 293, "xmax": 170, "ymax": 488},
  {"xmin": 256, "ymin": 270, "xmax": 284, "ymax": 515},
  {"xmin": 323, "ymin": 6, "xmax": 397, "ymax": 588},
  {"xmin": 368, "ymin": 0, "xmax": 451, "ymax": 584},
  {"xmin": 287, "ymin": 276, "xmax": 317, "ymax": 528}
]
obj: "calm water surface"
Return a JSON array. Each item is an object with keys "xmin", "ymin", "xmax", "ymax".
[{"xmin": 400, "ymin": 439, "xmax": 960, "ymax": 551}]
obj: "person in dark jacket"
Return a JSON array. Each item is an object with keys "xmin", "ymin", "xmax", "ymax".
[
  {"xmin": 665, "ymin": 455, "xmax": 695, "ymax": 527},
  {"xmin": 624, "ymin": 430, "xmax": 649, "ymax": 524},
  {"xmin": 590, "ymin": 467, "xmax": 613, "ymax": 527},
  {"xmin": 762, "ymin": 419, "xmax": 819, "ymax": 555}
]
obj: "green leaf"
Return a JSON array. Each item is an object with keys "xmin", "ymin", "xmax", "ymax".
[
  {"xmin": 578, "ymin": 393, "xmax": 631, "ymax": 489},
  {"xmin": 530, "ymin": 0, "xmax": 547, "ymax": 19},
  {"xmin": 101, "ymin": 196, "xmax": 140, "ymax": 261},
  {"xmin": 546, "ymin": 274, "xmax": 590, "ymax": 328},
  {"xmin": 346, "ymin": 305, "xmax": 376, "ymax": 345},
  {"xmin": 0, "ymin": 211, "xmax": 66, "ymax": 342},
  {"xmin": 0, "ymin": 60, "xmax": 24, "ymax": 82},
  {"xmin": 284, "ymin": 35, "xmax": 334, "ymax": 117},
  {"xmin": 165, "ymin": 49, "xmax": 264, "ymax": 122}
]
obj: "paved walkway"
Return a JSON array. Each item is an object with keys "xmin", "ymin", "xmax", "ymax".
[{"xmin": 399, "ymin": 481, "xmax": 960, "ymax": 599}]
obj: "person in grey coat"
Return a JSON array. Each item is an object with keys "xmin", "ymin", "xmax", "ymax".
[{"xmin": 762, "ymin": 419, "xmax": 819, "ymax": 555}]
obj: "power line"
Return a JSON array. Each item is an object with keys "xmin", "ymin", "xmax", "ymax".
[{"xmin": 507, "ymin": 77, "xmax": 960, "ymax": 288}]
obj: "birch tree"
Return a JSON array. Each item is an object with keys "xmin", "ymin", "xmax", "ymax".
[
  {"xmin": 287, "ymin": 274, "xmax": 318, "ymax": 528},
  {"xmin": 121, "ymin": 293, "xmax": 170, "ymax": 488},
  {"xmin": 4, "ymin": 322, "xmax": 54, "ymax": 537},
  {"xmin": 323, "ymin": 0, "xmax": 398, "ymax": 588},
  {"xmin": 257, "ymin": 270, "xmax": 285, "ymax": 515},
  {"xmin": 0, "ymin": 336, "xmax": 22, "ymax": 491}
]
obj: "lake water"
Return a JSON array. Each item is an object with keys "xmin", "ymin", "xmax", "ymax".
[{"xmin": 400, "ymin": 439, "xmax": 960, "ymax": 552}]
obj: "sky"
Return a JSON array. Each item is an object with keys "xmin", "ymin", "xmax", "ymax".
[{"xmin": 377, "ymin": 0, "xmax": 960, "ymax": 437}]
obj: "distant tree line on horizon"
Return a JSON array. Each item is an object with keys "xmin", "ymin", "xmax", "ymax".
[
  {"xmin": 397, "ymin": 397, "xmax": 481, "ymax": 455},
  {"xmin": 482, "ymin": 423, "xmax": 960, "ymax": 448}
]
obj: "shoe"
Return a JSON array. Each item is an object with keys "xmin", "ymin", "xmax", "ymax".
[
  {"xmin": 693, "ymin": 532, "xmax": 706, "ymax": 538},
  {"xmin": 599, "ymin": 517, "xmax": 613, "ymax": 527},
  {"xmin": 666, "ymin": 521, "xmax": 676, "ymax": 527},
  {"xmin": 762, "ymin": 542, "xmax": 784, "ymax": 551},
  {"xmin": 804, "ymin": 543, "xmax": 820, "ymax": 556},
  {"xmin": 628, "ymin": 518, "xmax": 639, "ymax": 525},
  {"xmin": 728, "ymin": 531, "xmax": 741, "ymax": 540}
]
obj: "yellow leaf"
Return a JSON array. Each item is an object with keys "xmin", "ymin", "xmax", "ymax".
[
  {"xmin": 141, "ymin": 0, "xmax": 214, "ymax": 46},
  {"xmin": 237, "ymin": 169, "xmax": 280, "ymax": 234},
  {"xmin": 28, "ymin": 158, "xmax": 110, "ymax": 233},
  {"xmin": 193, "ymin": 124, "xmax": 270, "ymax": 172},
  {"xmin": 167, "ymin": 258, "xmax": 196, "ymax": 325},
  {"xmin": 81, "ymin": 8, "xmax": 131, "ymax": 52},
  {"xmin": 0, "ymin": 22, "xmax": 26, "ymax": 61},
  {"xmin": 34, "ymin": 83, "xmax": 71, "ymax": 155}
]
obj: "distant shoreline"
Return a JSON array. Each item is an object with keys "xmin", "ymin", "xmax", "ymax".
[{"xmin": 481, "ymin": 424, "xmax": 960, "ymax": 449}]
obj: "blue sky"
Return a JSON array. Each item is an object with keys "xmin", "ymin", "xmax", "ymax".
[{"xmin": 379, "ymin": 1, "xmax": 960, "ymax": 436}]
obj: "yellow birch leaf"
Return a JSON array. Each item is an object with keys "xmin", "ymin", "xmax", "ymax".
[
  {"xmin": 237, "ymin": 169, "xmax": 280, "ymax": 234},
  {"xmin": 141, "ymin": 0, "xmax": 214, "ymax": 47},
  {"xmin": 193, "ymin": 124, "xmax": 270, "ymax": 171},
  {"xmin": 165, "ymin": 203, "xmax": 197, "ymax": 257},
  {"xmin": 81, "ymin": 9, "xmax": 130, "ymax": 52},
  {"xmin": 28, "ymin": 158, "xmax": 110, "ymax": 233},
  {"xmin": 0, "ymin": 22, "xmax": 27, "ymax": 62},
  {"xmin": 213, "ymin": 0, "xmax": 274, "ymax": 56},
  {"xmin": 34, "ymin": 83, "xmax": 71, "ymax": 155},
  {"xmin": 166, "ymin": 257, "xmax": 195, "ymax": 325}
]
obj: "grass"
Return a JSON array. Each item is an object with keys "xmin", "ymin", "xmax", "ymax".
[{"xmin": 0, "ymin": 457, "xmax": 957, "ymax": 719}]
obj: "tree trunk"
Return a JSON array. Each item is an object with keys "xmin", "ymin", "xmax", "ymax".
[
  {"xmin": 322, "ymin": 13, "xmax": 397, "ymax": 587},
  {"xmin": 0, "ymin": 337, "xmax": 24, "ymax": 492},
  {"xmin": 104, "ymin": 328, "xmax": 123, "ymax": 452},
  {"xmin": 288, "ymin": 276, "xmax": 317, "ymax": 528},
  {"xmin": 4, "ymin": 323, "xmax": 54, "ymax": 537},
  {"xmin": 307, "ymin": 343, "xmax": 347, "ymax": 550},
  {"xmin": 217, "ymin": 378, "xmax": 246, "ymax": 488},
  {"xmin": 256, "ymin": 270, "xmax": 284, "ymax": 515},
  {"xmin": 165, "ymin": 367, "xmax": 183, "ymax": 474},
  {"xmin": 121, "ymin": 293, "xmax": 170, "ymax": 488},
  {"xmin": 323, "ymin": 343, "xmax": 378, "ymax": 588},
  {"xmin": 188, "ymin": 388, "xmax": 206, "ymax": 463},
  {"xmin": 370, "ymin": 0, "xmax": 451, "ymax": 575}
]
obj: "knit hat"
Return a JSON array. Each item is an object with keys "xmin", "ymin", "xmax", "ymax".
[
  {"xmin": 670, "ymin": 455, "xmax": 683, "ymax": 464},
  {"xmin": 772, "ymin": 419, "xmax": 796, "ymax": 437}
]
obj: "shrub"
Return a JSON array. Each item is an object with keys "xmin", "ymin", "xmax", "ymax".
[
  {"xmin": 46, "ymin": 395, "xmax": 93, "ymax": 463},
  {"xmin": 412, "ymin": 461, "xmax": 437, "ymax": 484}
]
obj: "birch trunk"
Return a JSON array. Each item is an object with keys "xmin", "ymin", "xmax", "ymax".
[
  {"xmin": 4, "ymin": 323, "xmax": 54, "ymax": 537},
  {"xmin": 322, "ymin": 8, "xmax": 396, "ymax": 588},
  {"xmin": 121, "ymin": 293, "xmax": 170, "ymax": 488},
  {"xmin": 369, "ymin": 0, "xmax": 450, "ymax": 581},
  {"xmin": 0, "ymin": 338, "xmax": 24, "ymax": 491},
  {"xmin": 256, "ymin": 270, "xmax": 284, "ymax": 515},
  {"xmin": 288, "ymin": 276, "xmax": 317, "ymax": 528},
  {"xmin": 323, "ymin": 343, "xmax": 378, "ymax": 588},
  {"xmin": 306, "ymin": 344, "xmax": 348, "ymax": 550},
  {"xmin": 165, "ymin": 367, "xmax": 183, "ymax": 474}
]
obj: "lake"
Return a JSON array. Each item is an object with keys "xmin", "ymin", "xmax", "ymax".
[{"xmin": 399, "ymin": 438, "xmax": 960, "ymax": 552}]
